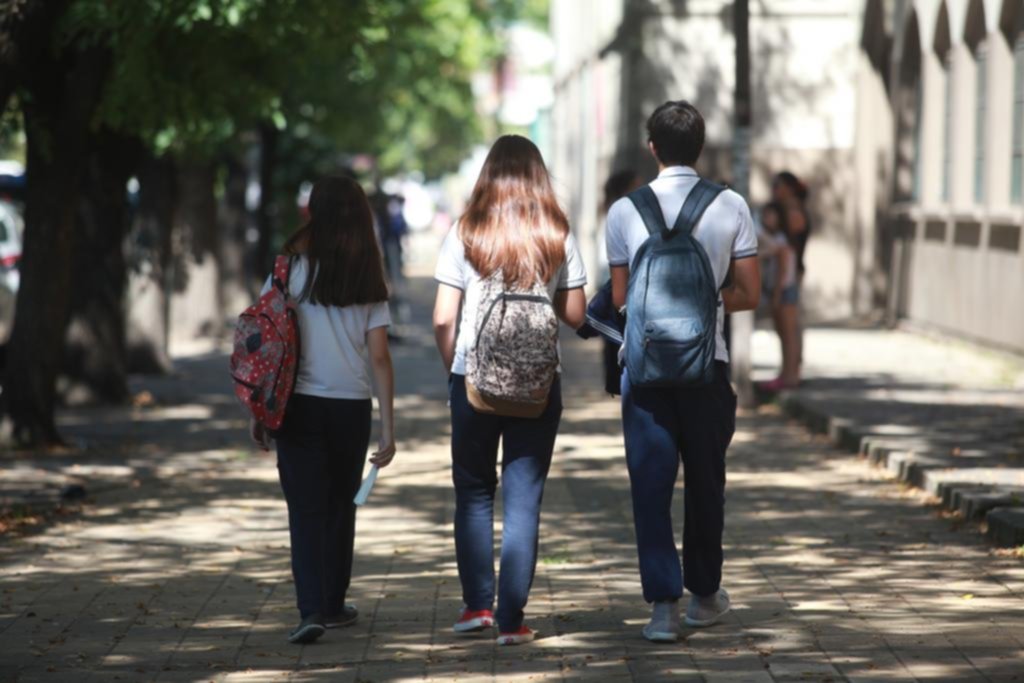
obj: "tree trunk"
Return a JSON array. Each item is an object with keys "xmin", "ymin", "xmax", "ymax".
[
  {"xmin": 730, "ymin": 0, "xmax": 756, "ymax": 409},
  {"xmin": 168, "ymin": 159, "xmax": 223, "ymax": 348},
  {"xmin": 2, "ymin": 45, "xmax": 109, "ymax": 446},
  {"xmin": 126, "ymin": 153, "xmax": 176, "ymax": 374},
  {"xmin": 255, "ymin": 122, "xmax": 278, "ymax": 280},
  {"xmin": 62, "ymin": 130, "xmax": 140, "ymax": 404},
  {"xmin": 221, "ymin": 152, "xmax": 255, "ymax": 310}
]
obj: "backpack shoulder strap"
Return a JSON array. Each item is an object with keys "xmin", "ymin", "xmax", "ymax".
[
  {"xmin": 671, "ymin": 179, "xmax": 727, "ymax": 237},
  {"xmin": 626, "ymin": 186, "xmax": 668, "ymax": 237},
  {"xmin": 272, "ymin": 255, "xmax": 292, "ymax": 295}
]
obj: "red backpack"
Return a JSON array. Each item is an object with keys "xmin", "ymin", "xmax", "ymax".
[{"xmin": 230, "ymin": 255, "xmax": 300, "ymax": 430}]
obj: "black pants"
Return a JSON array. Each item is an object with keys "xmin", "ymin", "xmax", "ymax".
[
  {"xmin": 621, "ymin": 363, "xmax": 736, "ymax": 602},
  {"xmin": 274, "ymin": 393, "xmax": 371, "ymax": 618},
  {"xmin": 602, "ymin": 339, "xmax": 623, "ymax": 396}
]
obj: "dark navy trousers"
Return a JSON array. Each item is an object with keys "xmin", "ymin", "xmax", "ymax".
[
  {"xmin": 449, "ymin": 374, "xmax": 562, "ymax": 632},
  {"xmin": 274, "ymin": 393, "xmax": 371, "ymax": 619},
  {"xmin": 621, "ymin": 363, "xmax": 736, "ymax": 603}
]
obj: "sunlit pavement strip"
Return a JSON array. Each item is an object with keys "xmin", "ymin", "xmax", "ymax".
[{"xmin": 2, "ymin": 279, "xmax": 1024, "ymax": 682}]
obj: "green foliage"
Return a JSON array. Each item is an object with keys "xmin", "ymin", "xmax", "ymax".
[
  {"xmin": 0, "ymin": 101, "xmax": 25, "ymax": 163},
  {"xmin": 55, "ymin": 0, "xmax": 530, "ymax": 176},
  {"xmin": 60, "ymin": 1, "xmax": 372, "ymax": 155},
  {"xmin": 283, "ymin": 0, "xmax": 499, "ymax": 179}
]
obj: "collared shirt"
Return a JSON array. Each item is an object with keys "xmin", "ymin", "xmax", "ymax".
[{"xmin": 605, "ymin": 165, "xmax": 758, "ymax": 362}]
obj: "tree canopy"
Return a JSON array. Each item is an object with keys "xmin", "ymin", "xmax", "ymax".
[{"xmin": 48, "ymin": 0, "xmax": 527, "ymax": 174}]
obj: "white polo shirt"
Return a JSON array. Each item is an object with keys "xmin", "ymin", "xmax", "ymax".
[{"xmin": 605, "ymin": 166, "xmax": 758, "ymax": 363}]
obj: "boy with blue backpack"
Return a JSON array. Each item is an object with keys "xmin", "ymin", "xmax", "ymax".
[{"xmin": 605, "ymin": 101, "xmax": 761, "ymax": 642}]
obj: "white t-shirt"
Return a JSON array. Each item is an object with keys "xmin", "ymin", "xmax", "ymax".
[
  {"xmin": 261, "ymin": 256, "xmax": 390, "ymax": 400},
  {"xmin": 605, "ymin": 166, "xmax": 758, "ymax": 363},
  {"xmin": 759, "ymin": 230, "xmax": 796, "ymax": 290},
  {"xmin": 434, "ymin": 226, "xmax": 588, "ymax": 375}
]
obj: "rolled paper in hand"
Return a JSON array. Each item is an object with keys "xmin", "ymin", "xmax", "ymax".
[{"xmin": 353, "ymin": 464, "xmax": 379, "ymax": 506}]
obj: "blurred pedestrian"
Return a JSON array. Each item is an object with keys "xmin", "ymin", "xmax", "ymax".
[
  {"xmin": 252, "ymin": 176, "xmax": 397, "ymax": 645},
  {"xmin": 757, "ymin": 202, "xmax": 800, "ymax": 390},
  {"xmin": 600, "ymin": 169, "xmax": 643, "ymax": 395},
  {"xmin": 383, "ymin": 194, "xmax": 407, "ymax": 288},
  {"xmin": 432, "ymin": 135, "xmax": 586, "ymax": 646},
  {"xmin": 766, "ymin": 171, "xmax": 811, "ymax": 387},
  {"xmin": 605, "ymin": 101, "xmax": 759, "ymax": 642},
  {"xmin": 370, "ymin": 187, "xmax": 409, "ymax": 335}
]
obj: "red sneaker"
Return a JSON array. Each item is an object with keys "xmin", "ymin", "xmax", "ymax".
[
  {"xmin": 453, "ymin": 608, "xmax": 494, "ymax": 633},
  {"xmin": 496, "ymin": 626, "xmax": 535, "ymax": 646}
]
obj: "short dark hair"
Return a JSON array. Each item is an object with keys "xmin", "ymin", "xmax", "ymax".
[{"xmin": 646, "ymin": 100, "xmax": 705, "ymax": 167}]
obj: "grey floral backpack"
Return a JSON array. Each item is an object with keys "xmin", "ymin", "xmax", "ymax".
[{"xmin": 465, "ymin": 272, "xmax": 559, "ymax": 418}]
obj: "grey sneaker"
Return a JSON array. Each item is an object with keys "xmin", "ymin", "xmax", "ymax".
[
  {"xmin": 642, "ymin": 600, "xmax": 680, "ymax": 642},
  {"xmin": 685, "ymin": 588, "xmax": 730, "ymax": 627},
  {"xmin": 287, "ymin": 613, "xmax": 326, "ymax": 644},
  {"xmin": 324, "ymin": 604, "xmax": 358, "ymax": 629}
]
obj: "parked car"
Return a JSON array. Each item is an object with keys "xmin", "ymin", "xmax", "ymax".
[
  {"xmin": 0, "ymin": 199, "xmax": 22, "ymax": 294},
  {"xmin": 0, "ymin": 199, "xmax": 21, "ymax": 343}
]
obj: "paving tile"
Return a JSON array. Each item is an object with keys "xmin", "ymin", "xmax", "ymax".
[{"xmin": 0, "ymin": 279, "xmax": 1021, "ymax": 682}]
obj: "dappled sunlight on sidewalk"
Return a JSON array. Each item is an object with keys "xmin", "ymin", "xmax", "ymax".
[{"xmin": 1, "ymin": 278, "xmax": 1022, "ymax": 681}]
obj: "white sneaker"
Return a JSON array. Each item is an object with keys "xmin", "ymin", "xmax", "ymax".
[
  {"xmin": 685, "ymin": 588, "xmax": 730, "ymax": 627},
  {"xmin": 642, "ymin": 600, "xmax": 680, "ymax": 642}
]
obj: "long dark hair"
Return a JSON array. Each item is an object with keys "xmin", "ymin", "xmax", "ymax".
[
  {"xmin": 603, "ymin": 169, "xmax": 641, "ymax": 212},
  {"xmin": 459, "ymin": 135, "xmax": 569, "ymax": 288},
  {"xmin": 772, "ymin": 171, "xmax": 809, "ymax": 201},
  {"xmin": 282, "ymin": 175, "xmax": 388, "ymax": 307}
]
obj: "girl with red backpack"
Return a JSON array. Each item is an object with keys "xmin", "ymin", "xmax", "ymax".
[
  {"xmin": 250, "ymin": 175, "xmax": 396, "ymax": 645},
  {"xmin": 432, "ymin": 135, "xmax": 587, "ymax": 645}
]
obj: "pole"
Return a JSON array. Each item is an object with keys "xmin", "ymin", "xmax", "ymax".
[{"xmin": 731, "ymin": 0, "xmax": 756, "ymax": 409}]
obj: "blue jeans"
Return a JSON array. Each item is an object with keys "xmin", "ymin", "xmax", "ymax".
[
  {"xmin": 274, "ymin": 394, "xmax": 371, "ymax": 618},
  {"xmin": 448, "ymin": 374, "xmax": 562, "ymax": 632},
  {"xmin": 621, "ymin": 363, "xmax": 736, "ymax": 602}
]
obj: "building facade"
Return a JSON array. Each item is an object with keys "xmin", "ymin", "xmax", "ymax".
[
  {"xmin": 864, "ymin": 0, "xmax": 1024, "ymax": 352},
  {"xmin": 550, "ymin": 0, "xmax": 1024, "ymax": 352}
]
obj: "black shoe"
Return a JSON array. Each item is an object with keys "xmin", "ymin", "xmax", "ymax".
[
  {"xmin": 287, "ymin": 614, "xmax": 326, "ymax": 644},
  {"xmin": 324, "ymin": 604, "xmax": 358, "ymax": 629}
]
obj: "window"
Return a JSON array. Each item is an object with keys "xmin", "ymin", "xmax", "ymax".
[
  {"xmin": 974, "ymin": 43, "xmax": 987, "ymax": 204},
  {"xmin": 942, "ymin": 55, "xmax": 953, "ymax": 201},
  {"xmin": 1012, "ymin": 35, "xmax": 1024, "ymax": 204},
  {"xmin": 912, "ymin": 80, "xmax": 923, "ymax": 200}
]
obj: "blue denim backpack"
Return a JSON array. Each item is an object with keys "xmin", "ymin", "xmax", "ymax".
[{"xmin": 623, "ymin": 179, "xmax": 726, "ymax": 388}]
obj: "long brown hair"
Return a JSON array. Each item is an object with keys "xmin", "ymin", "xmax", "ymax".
[
  {"xmin": 459, "ymin": 135, "xmax": 569, "ymax": 288},
  {"xmin": 282, "ymin": 175, "xmax": 388, "ymax": 306}
]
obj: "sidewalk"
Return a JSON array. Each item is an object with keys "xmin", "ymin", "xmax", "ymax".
[
  {"xmin": 1, "ymin": 282, "xmax": 1023, "ymax": 681},
  {"xmin": 754, "ymin": 324, "xmax": 1024, "ymax": 548}
]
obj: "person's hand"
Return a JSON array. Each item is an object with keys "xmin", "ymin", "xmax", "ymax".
[
  {"xmin": 370, "ymin": 435, "xmax": 396, "ymax": 468},
  {"xmin": 249, "ymin": 418, "xmax": 272, "ymax": 451}
]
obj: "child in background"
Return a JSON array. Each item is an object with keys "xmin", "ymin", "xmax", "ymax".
[{"xmin": 758, "ymin": 202, "xmax": 800, "ymax": 390}]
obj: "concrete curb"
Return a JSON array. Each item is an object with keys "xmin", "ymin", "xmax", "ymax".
[{"xmin": 778, "ymin": 391, "xmax": 1024, "ymax": 549}]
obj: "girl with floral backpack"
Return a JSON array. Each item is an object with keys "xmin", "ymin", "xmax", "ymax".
[
  {"xmin": 243, "ymin": 175, "xmax": 396, "ymax": 645},
  {"xmin": 432, "ymin": 135, "xmax": 587, "ymax": 645}
]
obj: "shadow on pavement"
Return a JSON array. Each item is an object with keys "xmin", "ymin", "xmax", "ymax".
[{"xmin": 0, "ymin": 277, "xmax": 1021, "ymax": 681}]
